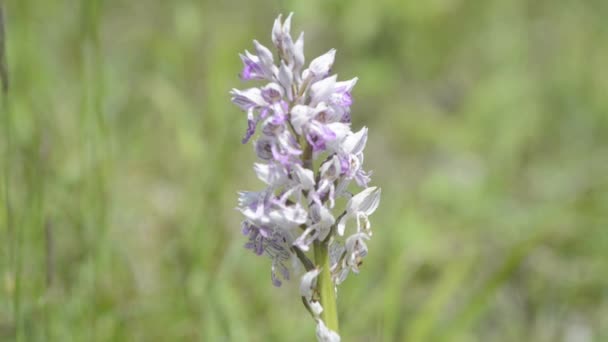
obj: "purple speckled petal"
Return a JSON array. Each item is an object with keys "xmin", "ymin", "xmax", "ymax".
[
  {"xmin": 306, "ymin": 122, "xmax": 337, "ymax": 152},
  {"xmin": 306, "ymin": 132, "xmax": 325, "ymax": 152},
  {"xmin": 261, "ymin": 83, "xmax": 283, "ymax": 103},
  {"xmin": 340, "ymin": 111, "xmax": 351, "ymax": 123},
  {"xmin": 339, "ymin": 155, "xmax": 350, "ymax": 175},
  {"xmin": 270, "ymin": 112, "xmax": 287, "ymax": 125}
]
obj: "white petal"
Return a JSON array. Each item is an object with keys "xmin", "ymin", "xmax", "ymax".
[
  {"xmin": 299, "ymin": 268, "xmax": 320, "ymax": 299},
  {"xmin": 312, "ymin": 204, "xmax": 335, "ymax": 225},
  {"xmin": 310, "ymin": 75, "xmax": 337, "ymax": 105},
  {"xmin": 293, "ymin": 164, "xmax": 315, "ymax": 189},
  {"xmin": 278, "ymin": 62, "xmax": 294, "ymax": 100},
  {"xmin": 237, "ymin": 190, "xmax": 262, "ymax": 208},
  {"xmin": 269, "ymin": 205, "xmax": 307, "ymax": 229},
  {"xmin": 312, "ymin": 102, "xmax": 330, "ymax": 117},
  {"xmin": 253, "ymin": 40, "xmax": 273, "ymax": 63},
  {"xmin": 301, "ymin": 68, "xmax": 311, "ymax": 82},
  {"xmin": 253, "ymin": 163, "xmax": 270, "ymax": 183},
  {"xmin": 241, "ymin": 209, "xmax": 269, "ymax": 226},
  {"xmin": 334, "ymin": 77, "xmax": 358, "ymax": 93},
  {"xmin": 342, "ymin": 127, "xmax": 368, "ymax": 155},
  {"xmin": 345, "ymin": 232, "xmax": 370, "ymax": 252},
  {"xmin": 293, "ymin": 32, "xmax": 305, "ymax": 70},
  {"xmin": 271, "ymin": 14, "xmax": 283, "ymax": 46},
  {"xmin": 244, "ymin": 50, "xmax": 259, "ymax": 62},
  {"xmin": 276, "ymin": 130, "xmax": 302, "ymax": 155},
  {"xmin": 253, "ymin": 40, "xmax": 275, "ymax": 69},
  {"xmin": 293, "ymin": 228, "xmax": 316, "ymax": 251},
  {"xmin": 316, "ymin": 320, "xmax": 341, "ymax": 342},
  {"xmin": 347, "ymin": 187, "xmax": 381, "ymax": 216},
  {"xmin": 316, "ymin": 102, "xmax": 342, "ymax": 123},
  {"xmin": 310, "ymin": 204, "xmax": 336, "ymax": 241},
  {"xmin": 254, "ymin": 163, "xmax": 287, "ymax": 185},
  {"xmin": 230, "ymin": 87, "xmax": 266, "ymax": 110},
  {"xmin": 325, "ymin": 122, "xmax": 352, "ymax": 148},
  {"xmin": 319, "ymin": 155, "xmax": 341, "ymax": 182},
  {"xmin": 309, "ymin": 49, "xmax": 336, "ymax": 77},
  {"xmin": 290, "ymin": 105, "xmax": 314, "ymax": 134},
  {"xmin": 283, "ymin": 12, "xmax": 293, "ymax": 36},
  {"xmin": 334, "ymin": 178, "xmax": 351, "ymax": 198},
  {"xmin": 345, "ymin": 232, "xmax": 370, "ymax": 273},
  {"xmin": 336, "ymin": 215, "xmax": 348, "ymax": 236}
]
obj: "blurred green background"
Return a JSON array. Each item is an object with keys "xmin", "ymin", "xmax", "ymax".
[{"xmin": 1, "ymin": 0, "xmax": 608, "ymax": 341}]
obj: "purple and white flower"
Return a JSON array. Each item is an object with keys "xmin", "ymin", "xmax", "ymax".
[{"xmin": 231, "ymin": 13, "xmax": 380, "ymax": 341}]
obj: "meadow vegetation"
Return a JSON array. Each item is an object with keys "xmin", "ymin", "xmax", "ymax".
[{"xmin": 1, "ymin": 1, "xmax": 607, "ymax": 341}]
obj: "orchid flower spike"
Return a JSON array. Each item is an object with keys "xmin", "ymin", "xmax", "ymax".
[{"xmin": 231, "ymin": 13, "xmax": 380, "ymax": 341}]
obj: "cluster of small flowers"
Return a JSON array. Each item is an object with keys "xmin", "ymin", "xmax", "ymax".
[{"xmin": 231, "ymin": 13, "xmax": 380, "ymax": 341}]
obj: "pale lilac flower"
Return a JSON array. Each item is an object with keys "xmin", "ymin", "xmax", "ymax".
[
  {"xmin": 331, "ymin": 77, "xmax": 358, "ymax": 107},
  {"xmin": 332, "ymin": 232, "xmax": 370, "ymax": 285},
  {"xmin": 230, "ymin": 88, "xmax": 266, "ymax": 111},
  {"xmin": 231, "ymin": 13, "xmax": 380, "ymax": 341},
  {"xmin": 253, "ymin": 40, "xmax": 276, "ymax": 74},
  {"xmin": 261, "ymin": 83, "xmax": 284, "ymax": 103},
  {"xmin": 293, "ymin": 203, "xmax": 335, "ymax": 251},
  {"xmin": 272, "ymin": 13, "xmax": 294, "ymax": 55},
  {"xmin": 336, "ymin": 186, "xmax": 381, "ymax": 236},
  {"xmin": 240, "ymin": 51, "xmax": 270, "ymax": 81},
  {"xmin": 317, "ymin": 156, "xmax": 341, "ymax": 208}
]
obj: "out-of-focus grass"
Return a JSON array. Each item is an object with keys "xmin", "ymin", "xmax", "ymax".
[{"xmin": 1, "ymin": 0, "xmax": 607, "ymax": 341}]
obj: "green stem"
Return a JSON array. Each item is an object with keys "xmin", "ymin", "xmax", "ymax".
[
  {"xmin": 314, "ymin": 240, "xmax": 339, "ymax": 333},
  {"xmin": 300, "ymin": 140, "xmax": 338, "ymax": 332}
]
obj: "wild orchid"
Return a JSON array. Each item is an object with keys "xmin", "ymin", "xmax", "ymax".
[{"xmin": 231, "ymin": 13, "xmax": 381, "ymax": 341}]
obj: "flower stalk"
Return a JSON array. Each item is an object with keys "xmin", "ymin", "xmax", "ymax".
[{"xmin": 314, "ymin": 240, "xmax": 339, "ymax": 332}]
